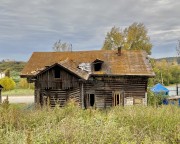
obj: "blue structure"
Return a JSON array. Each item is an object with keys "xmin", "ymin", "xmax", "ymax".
[
  {"xmin": 151, "ymin": 83, "xmax": 170, "ymax": 105},
  {"xmin": 167, "ymin": 96, "xmax": 180, "ymax": 106},
  {"xmin": 151, "ymin": 83, "xmax": 169, "ymax": 95}
]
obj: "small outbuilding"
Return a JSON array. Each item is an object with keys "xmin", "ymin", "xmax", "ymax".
[{"xmin": 151, "ymin": 83, "xmax": 169, "ymax": 95}]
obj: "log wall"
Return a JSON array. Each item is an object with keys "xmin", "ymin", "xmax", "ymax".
[
  {"xmin": 83, "ymin": 76, "xmax": 148, "ymax": 108},
  {"xmin": 36, "ymin": 66, "xmax": 79, "ymax": 90},
  {"xmin": 34, "ymin": 87, "xmax": 81, "ymax": 107},
  {"xmin": 34, "ymin": 73, "xmax": 148, "ymax": 108}
]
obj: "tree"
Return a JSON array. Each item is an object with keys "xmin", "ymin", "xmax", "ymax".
[
  {"xmin": 102, "ymin": 22, "xmax": 152, "ymax": 55},
  {"xmin": 0, "ymin": 77, "xmax": 16, "ymax": 91},
  {"xmin": 53, "ymin": 40, "xmax": 72, "ymax": 52},
  {"xmin": 4, "ymin": 68, "xmax": 10, "ymax": 77},
  {"xmin": 102, "ymin": 26, "xmax": 124, "ymax": 50},
  {"xmin": 149, "ymin": 59, "xmax": 180, "ymax": 86},
  {"xmin": 169, "ymin": 65, "xmax": 180, "ymax": 84}
]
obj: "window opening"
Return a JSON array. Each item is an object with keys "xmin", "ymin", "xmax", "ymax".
[
  {"xmin": 54, "ymin": 67, "xmax": 60, "ymax": 78},
  {"xmin": 116, "ymin": 94, "xmax": 120, "ymax": 105},
  {"xmin": 93, "ymin": 59, "xmax": 103, "ymax": 71},
  {"xmin": 94, "ymin": 63, "xmax": 102, "ymax": 71},
  {"xmin": 113, "ymin": 92, "xmax": 123, "ymax": 106}
]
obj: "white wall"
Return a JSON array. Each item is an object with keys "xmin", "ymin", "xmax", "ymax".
[{"xmin": 0, "ymin": 73, "xmax": 5, "ymax": 79}]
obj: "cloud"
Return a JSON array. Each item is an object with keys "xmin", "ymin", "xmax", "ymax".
[{"xmin": 0, "ymin": 0, "xmax": 180, "ymax": 60}]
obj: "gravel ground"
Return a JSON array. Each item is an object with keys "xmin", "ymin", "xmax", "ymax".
[{"xmin": 1, "ymin": 96, "xmax": 34, "ymax": 103}]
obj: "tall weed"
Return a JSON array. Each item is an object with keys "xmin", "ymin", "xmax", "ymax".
[{"xmin": 0, "ymin": 101, "xmax": 179, "ymax": 143}]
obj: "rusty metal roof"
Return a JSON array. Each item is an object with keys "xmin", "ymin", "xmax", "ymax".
[{"xmin": 21, "ymin": 50, "xmax": 155, "ymax": 79}]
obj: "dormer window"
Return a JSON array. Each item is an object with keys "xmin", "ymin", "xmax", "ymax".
[
  {"xmin": 94, "ymin": 63, "xmax": 102, "ymax": 71},
  {"xmin": 54, "ymin": 66, "xmax": 61, "ymax": 78},
  {"xmin": 93, "ymin": 59, "xmax": 103, "ymax": 71}
]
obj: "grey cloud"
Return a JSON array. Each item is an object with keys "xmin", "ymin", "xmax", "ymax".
[{"xmin": 0, "ymin": 0, "xmax": 180, "ymax": 61}]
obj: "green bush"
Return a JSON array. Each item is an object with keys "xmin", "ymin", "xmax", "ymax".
[
  {"xmin": 10, "ymin": 70, "xmax": 20, "ymax": 83},
  {"xmin": 147, "ymin": 89, "xmax": 168, "ymax": 106},
  {"xmin": 0, "ymin": 77, "xmax": 16, "ymax": 91}
]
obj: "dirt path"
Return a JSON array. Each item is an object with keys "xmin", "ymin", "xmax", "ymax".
[{"xmin": 2, "ymin": 96, "xmax": 34, "ymax": 103}]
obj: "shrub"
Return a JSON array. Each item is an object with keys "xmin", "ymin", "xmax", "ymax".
[
  {"xmin": 18, "ymin": 78, "xmax": 34, "ymax": 89},
  {"xmin": 0, "ymin": 77, "xmax": 16, "ymax": 91},
  {"xmin": 10, "ymin": 70, "xmax": 20, "ymax": 83},
  {"xmin": 147, "ymin": 89, "xmax": 168, "ymax": 106}
]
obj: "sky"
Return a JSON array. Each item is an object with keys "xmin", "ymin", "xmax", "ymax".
[{"xmin": 0, "ymin": 0, "xmax": 180, "ymax": 61}]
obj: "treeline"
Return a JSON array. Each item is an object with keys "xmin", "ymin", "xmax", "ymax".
[
  {"xmin": 149, "ymin": 59, "xmax": 180, "ymax": 86},
  {"xmin": 0, "ymin": 61, "xmax": 26, "ymax": 72},
  {"xmin": 156, "ymin": 57, "xmax": 180, "ymax": 64}
]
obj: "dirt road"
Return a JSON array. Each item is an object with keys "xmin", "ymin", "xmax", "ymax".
[{"xmin": 2, "ymin": 96, "xmax": 34, "ymax": 103}]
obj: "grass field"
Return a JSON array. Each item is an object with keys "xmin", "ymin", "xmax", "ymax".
[
  {"xmin": 2, "ymin": 88, "xmax": 34, "ymax": 96},
  {"xmin": 0, "ymin": 101, "xmax": 179, "ymax": 144}
]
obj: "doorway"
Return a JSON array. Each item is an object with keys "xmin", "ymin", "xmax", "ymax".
[
  {"xmin": 89, "ymin": 94, "xmax": 95, "ymax": 106},
  {"xmin": 86, "ymin": 94, "xmax": 95, "ymax": 107}
]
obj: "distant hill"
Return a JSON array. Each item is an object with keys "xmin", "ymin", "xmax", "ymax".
[
  {"xmin": 0, "ymin": 61, "xmax": 26, "ymax": 72},
  {"xmin": 155, "ymin": 57, "xmax": 180, "ymax": 64}
]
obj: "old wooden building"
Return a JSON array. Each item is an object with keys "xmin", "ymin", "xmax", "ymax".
[{"xmin": 21, "ymin": 48, "xmax": 155, "ymax": 108}]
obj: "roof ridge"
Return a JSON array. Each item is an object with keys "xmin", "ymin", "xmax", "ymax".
[{"xmin": 32, "ymin": 49, "xmax": 145, "ymax": 54}]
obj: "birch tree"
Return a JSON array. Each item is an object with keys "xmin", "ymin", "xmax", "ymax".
[
  {"xmin": 102, "ymin": 22, "xmax": 152, "ymax": 55},
  {"xmin": 53, "ymin": 40, "xmax": 72, "ymax": 52}
]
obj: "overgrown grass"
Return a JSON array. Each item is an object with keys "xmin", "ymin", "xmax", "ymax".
[
  {"xmin": 2, "ymin": 88, "xmax": 34, "ymax": 96},
  {"xmin": 0, "ymin": 102, "xmax": 180, "ymax": 143}
]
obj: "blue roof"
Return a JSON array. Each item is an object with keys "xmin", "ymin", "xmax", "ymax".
[{"xmin": 151, "ymin": 83, "xmax": 169, "ymax": 93}]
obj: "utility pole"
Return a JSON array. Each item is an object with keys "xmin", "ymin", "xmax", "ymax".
[
  {"xmin": 176, "ymin": 40, "xmax": 180, "ymax": 56},
  {"xmin": 175, "ymin": 40, "xmax": 180, "ymax": 96},
  {"xmin": 176, "ymin": 83, "xmax": 179, "ymax": 96}
]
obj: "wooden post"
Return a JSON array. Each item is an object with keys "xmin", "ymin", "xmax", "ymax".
[
  {"xmin": 144, "ymin": 92, "xmax": 147, "ymax": 106},
  {"xmin": 35, "ymin": 88, "xmax": 40, "ymax": 105},
  {"xmin": 0, "ymin": 89, "xmax": 1, "ymax": 103},
  {"xmin": 0, "ymin": 85, "xmax": 3, "ymax": 103},
  {"xmin": 81, "ymin": 82, "xmax": 84, "ymax": 109}
]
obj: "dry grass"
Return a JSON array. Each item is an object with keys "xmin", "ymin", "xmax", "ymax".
[
  {"xmin": 0, "ymin": 101, "xmax": 180, "ymax": 144},
  {"xmin": 2, "ymin": 88, "xmax": 34, "ymax": 96}
]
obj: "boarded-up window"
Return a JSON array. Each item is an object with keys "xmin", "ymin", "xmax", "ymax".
[
  {"xmin": 124, "ymin": 97, "xmax": 133, "ymax": 106},
  {"xmin": 134, "ymin": 98, "xmax": 143, "ymax": 105}
]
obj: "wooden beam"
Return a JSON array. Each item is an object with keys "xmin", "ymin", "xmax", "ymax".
[{"xmin": 81, "ymin": 83, "xmax": 84, "ymax": 109}]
